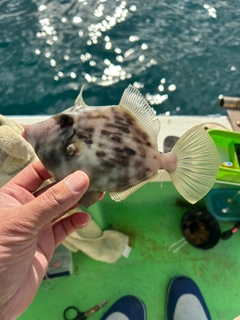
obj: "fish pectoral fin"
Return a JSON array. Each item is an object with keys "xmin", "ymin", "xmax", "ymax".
[
  {"xmin": 119, "ymin": 85, "xmax": 160, "ymax": 148},
  {"xmin": 169, "ymin": 125, "xmax": 220, "ymax": 204},
  {"xmin": 80, "ymin": 191, "xmax": 103, "ymax": 208},
  {"xmin": 74, "ymin": 85, "xmax": 88, "ymax": 107},
  {"xmin": 109, "ymin": 172, "xmax": 158, "ymax": 202},
  {"xmin": 67, "ymin": 139, "xmax": 86, "ymax": 156}
]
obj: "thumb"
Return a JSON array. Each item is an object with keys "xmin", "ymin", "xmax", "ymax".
[{"xmin": 18, "ymin": 171, "xmax": 89, "ymax": 231}]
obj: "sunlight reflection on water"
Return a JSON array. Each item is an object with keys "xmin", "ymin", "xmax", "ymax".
[
  {"xmin": 35, "ymin": 1, "xmax": 159, "ymax": 89},
  {"xmin": 0, "ymin": 0, "xmax": 239, "ymax": 116}
]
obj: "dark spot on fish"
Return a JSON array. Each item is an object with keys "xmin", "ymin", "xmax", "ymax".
[
  {"xmin": 85, "ymin": 127, "xmax": 94, "ymax": 133},
  {"xmin": 84, "ymin": 139, "xmax": 93, "ymax": 145},
  {"xmin": 138, "ymin": 145, "xmax": 147, "ymax": 158},
  {"xmin": 96, "ymin": 151, "xmax": 106, "ymax": 158},
  {"xmin": 114, "ymin": 115, "xmax": 125, "ymax": 122},
  {"xmin": 86, "ymin": 114, "xmax": 110, "ymax": 120},
  {"xmin": 154, "ymin": 155, "xmax": 156, "ymax": 159},
  {"xmin": 111, "ymin": 135, "xmax": 122, "ymax": 143},
  {"xmin": 78, "ymin": 130, "xmax": 92, "ymax": 138},
  {"xmin": 113, "ymin": 147, "xmax": 134, "ymax": 164},
  {"xmin": 124, "ymin": 113, "xmax": 135, "ymax": 125},
  {"xmin": 135, "ymin": 160, "xmax": 143, "ymax": 167},
  {"xmin": 134, "ymin": 128, "xmax": 148, "ymax": 140},
  {"xmin": 115, "ymin": 120, "xmax": 127, "ymax": 126},
  {"xmin": 102, "ymin": 161, "xmax": 115, "ymax": 169},
  {"xmin": 114, "ymin": 147, "xmax": 124, "ymax": 153},
  {"xmin": 98, "ymin": 143, "xmax": 105, "ymax": 148},
  {"xmin": 105, "ymin": 123, "xmax": 130, "ymax": 134},
  {"xmin": 133, "ymin": 137, "xmax": 143, "ymax": 144},
  {"xmin": 146, "ymin": 142, "xmax": 151, "ymax": 146},
  {"xmin": 77, "ymin": 131, "xmax": 93, "ymax": 145},
  {"xmin": 58, "ymin": 114, "xmax": 74, "ymax": 127},
  {"xmin": 101, "ymin": 129, "xmax": 111, "ymax": 136},
  {"xmin": 126, "ymin": 119, "xmax": 133, "ymax": 125},
  {"xmin": 108, "ymin": 155, "xmax": 129, "ymax": 167},
  {"xmin": 124, "ymin": 147, "xmax": 135, "ymax": 156},
  {"xmin": 102, "ymin": 130, "xmax": 123, "ymax": 142}
]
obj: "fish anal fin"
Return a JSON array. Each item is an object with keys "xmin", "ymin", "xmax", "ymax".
[
  {"xmin": 119, "ymin": 85, "xmax": 160, "ymax": 148},
  {"xmin": 169, "ymin": 125, "xmax": 220, "ymax": 204},
  {"xmin": 74, "ymin": 85, "xmax": 88, "ymax": 107},
  {"xmin": 109, "ymin": 172, "xmax": 158, "ymax": 202},
  {"xmin": 80, "ymin": 191, "xmax": 103, "ymax": 208}
]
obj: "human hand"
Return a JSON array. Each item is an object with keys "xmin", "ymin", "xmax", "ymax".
[{"xmin": 0, "ymin": 161, "xmax": 90, "ymax": 320}]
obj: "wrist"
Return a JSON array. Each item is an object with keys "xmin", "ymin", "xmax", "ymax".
[
  {"xmin": 0, "ymin": 300, "xmax": 16, "ymax": 320},
  {"xmin": 0, "ymin": 310, "xmax": 13, "ymax": 320}
]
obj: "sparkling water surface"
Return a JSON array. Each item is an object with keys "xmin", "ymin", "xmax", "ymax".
[{"xmin": 0, "ymin": 0, "xmax": 239, "ymax": 116}]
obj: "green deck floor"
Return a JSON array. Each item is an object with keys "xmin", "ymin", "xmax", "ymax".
[{"xmin": 19, "ymin": 182, "xmax": 240, "ymax": 320}]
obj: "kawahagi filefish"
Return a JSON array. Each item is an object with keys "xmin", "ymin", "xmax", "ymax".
[{"xmin": 23, "ymin": 85, "xmax": 219, "ymax": 207}]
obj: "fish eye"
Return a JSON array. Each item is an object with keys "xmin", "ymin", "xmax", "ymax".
[{"xmin": 59, "ymin": 114, "xmax": 73, "ymax": 126}]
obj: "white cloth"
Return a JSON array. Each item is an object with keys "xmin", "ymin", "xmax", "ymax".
[
  {"xmin": 63, "ymin": 215, "xmax": 129, "ymax": 263},
  {"xmin": 0, "ymin": 114, "xmax": 37, "ymax": 175}
]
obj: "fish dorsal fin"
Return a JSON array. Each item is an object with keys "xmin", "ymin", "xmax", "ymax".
[
  {"xmin": 74, "ymin": 85, "xmax": 88, "ymax": 107},
  {"xmin": 119, "ymin": 85, "xmax": 160, "ymax": 148},
  {"xmin": 63, "ymin": 86, "xmax": 88, "ymax": 114},
  {"xmin": 109, "ymin": 172, "xmax": 158, "ymax": 201}
]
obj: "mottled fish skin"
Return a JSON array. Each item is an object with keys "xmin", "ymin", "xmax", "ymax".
[
  {"xmin": 23, "ymin": 85, "xmax": 219, "ymax": 207},
  {"xmin": 33, "ymin": 106, "xmax": 163, "ymax": 194}
]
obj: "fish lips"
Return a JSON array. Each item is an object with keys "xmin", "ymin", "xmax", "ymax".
[{"xmin": 21, "ymin": 124, "xmax": 36, "ymax": 148}]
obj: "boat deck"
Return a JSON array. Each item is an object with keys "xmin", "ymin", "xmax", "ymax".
[{"xmin": 19, "ymin": 182, "xmax": 240, "ymax": 320}]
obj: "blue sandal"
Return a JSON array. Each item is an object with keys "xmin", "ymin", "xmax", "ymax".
[
  {"xmin": 101, "ymin": 295, "xmax": 147, "ymax": 320},
  {"xmin": 166, "ymin": 276, "xmax": 211, "ymax": 320}
]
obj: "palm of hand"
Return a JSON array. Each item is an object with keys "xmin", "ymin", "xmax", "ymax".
[
  {"xmin": 0, "ymin": 176, "xmax": 56, "ymax": 316},
  {"xmin": 0, "ymin": 161, "xmax": 90, "ymax": 319}
]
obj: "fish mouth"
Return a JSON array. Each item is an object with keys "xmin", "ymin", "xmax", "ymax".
[
  {"xmin": 21, "ymin": 125, "xmax": 33, "ymax": 144},
  {"xmin": 21, "ymin": 118, "xmax": 75, "ymax": 151},
  {"xmin": 21, "ymin": 125, "xmax": 27, "ymax": 139},
  {"xmin": 21, "ymin": 124, "xmax": 38, "ymax": 149}
]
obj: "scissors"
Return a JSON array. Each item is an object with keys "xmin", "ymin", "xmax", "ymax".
[{"xmin": 63, "ymin": 300, "xmax": 108, "ymax": 320}]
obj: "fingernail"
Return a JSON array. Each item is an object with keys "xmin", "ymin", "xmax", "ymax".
[
  {"xmin": 74, "ymin": 212, "xmax": 91, "ymax": 228},
  {"xmin": 66, "ymin": 171, "xmax": 88, "ymax": 192}
]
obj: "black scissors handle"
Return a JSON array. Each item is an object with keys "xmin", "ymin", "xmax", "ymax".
[{"xmin": 63, "ymin": 306, "xmax": 86, "ymax": 320}]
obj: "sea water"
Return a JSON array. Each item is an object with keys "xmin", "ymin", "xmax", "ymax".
[{"xmin": 0, "ymin": 0, "xmax": 239, "ymax": 116}]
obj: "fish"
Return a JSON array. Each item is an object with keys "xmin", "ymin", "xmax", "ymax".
[{"xmin": 22, "ymin": 85, "xmax": 220, "ymax": 208}]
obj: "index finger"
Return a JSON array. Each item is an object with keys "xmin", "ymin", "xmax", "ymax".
[{"xmin": 7, "ymin": 161, "xmax": 52, "ymax": 193}]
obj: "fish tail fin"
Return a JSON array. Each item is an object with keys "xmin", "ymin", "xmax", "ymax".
[{"xmin": 168, "ymin": 125, "xmax": 219, "ymax": 204}]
